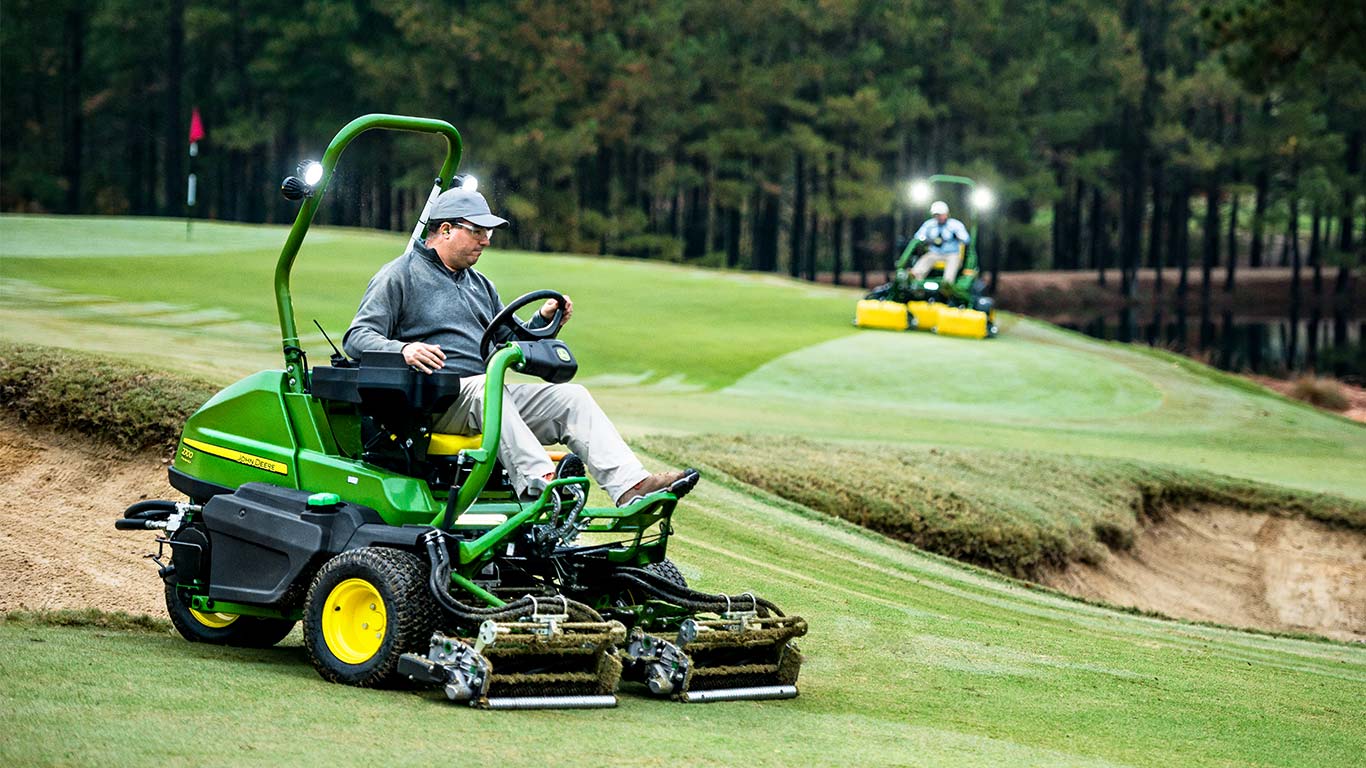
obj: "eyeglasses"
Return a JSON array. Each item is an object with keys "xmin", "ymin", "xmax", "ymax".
[{"xmin": 452, "ymin": 221, "xmax": 495, "ymax": 240}]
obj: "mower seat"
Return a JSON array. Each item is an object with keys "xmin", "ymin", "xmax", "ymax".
[
  {"xmin": 428, "ymin": 433, "xmax": 483, "ymax": 455},
  {"xmin": 428, "ymin": 433, "xmax": 567, "ymax": 462}
]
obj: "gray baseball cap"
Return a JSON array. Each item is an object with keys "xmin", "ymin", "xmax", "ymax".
[{"xmin": 428, "ymin": 188, "xmax": 509, "ymax": 229}]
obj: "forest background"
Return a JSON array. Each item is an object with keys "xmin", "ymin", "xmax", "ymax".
[{"xmin": 3, "ymin": 0, "xmax": 1362, "ymax": 296}]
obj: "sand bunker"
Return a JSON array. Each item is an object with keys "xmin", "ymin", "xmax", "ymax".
[
  {"xmin": 1043, "ymin": 503, "xmax": 1366, "ymax": 642},
  {"xmin": 2, "ymin": 419, "xmax": 1362, "ymax": 642},
  {"xmin": 0, "ymin": 421, "xmax": 174, "ymax": 617}
]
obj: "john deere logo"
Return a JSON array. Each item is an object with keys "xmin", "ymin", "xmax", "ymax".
[{"xmin": 555, "ymin": 347, "xmax": 572, "ymax": 362}]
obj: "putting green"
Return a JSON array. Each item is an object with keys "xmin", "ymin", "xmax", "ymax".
[{"xmin": 728, "ymin": 327, "xmax": 1164, "ymax": 421}]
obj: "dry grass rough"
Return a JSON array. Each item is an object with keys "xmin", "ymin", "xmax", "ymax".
[
  {"xmin": 641, "ymin": 433, "xmax": 1366, "ymax": 578},
  {"xmin": 0, "ymin": 341, "xmax": 216, "ymax": 448}
]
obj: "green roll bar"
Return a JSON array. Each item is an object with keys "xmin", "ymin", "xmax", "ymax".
[{"xmin": 274, "ymin": 114, "xmax": 463, "ymax": 392}]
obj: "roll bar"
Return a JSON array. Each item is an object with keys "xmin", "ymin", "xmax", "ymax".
[{"xmin": 274, "ymin": 114, "xmax": 463, "ymax": 390}]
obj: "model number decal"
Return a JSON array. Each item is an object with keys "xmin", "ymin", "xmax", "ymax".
[{"xmin": 181, "ymin": 438, "xmax": 289, "ymax": 475}]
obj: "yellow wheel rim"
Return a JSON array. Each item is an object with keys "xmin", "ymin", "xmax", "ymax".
[
  {"xmin": 189, "ymin": 608, "xmax": 239, "ymax": 629},
  {"xmin": 321, "ymin": 578, "xmax": 387, "ymax": 665}
]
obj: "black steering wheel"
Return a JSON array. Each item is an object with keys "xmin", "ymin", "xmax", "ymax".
[{"xmin": 479, "ymin": 289, "xmax": 567, "ymax": 361}]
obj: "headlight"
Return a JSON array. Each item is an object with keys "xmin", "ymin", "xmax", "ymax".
[
  {"xmin": 909, "ymin": 180, "xmax": 933, "ymax": 206},
  {"xmin": 970, "ymin": 186, "xmax": 995, "ymax": 212}
]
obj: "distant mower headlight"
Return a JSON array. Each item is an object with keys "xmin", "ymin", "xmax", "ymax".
[
  {"xmin": 455, "ymin": 173, "xmax": 479, "ymax": 192},
  {"xmin": 971, "ymin": 186, "xmax": 995, "ymax": 212},
  {"xmin": 909, "ymin": 180, "xmax": 932, "ymax": 206}
]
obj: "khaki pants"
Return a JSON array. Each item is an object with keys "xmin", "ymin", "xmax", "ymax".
[
  {"xmin": 910, "ymin": 247, "xmax": 963, "ymax": 283},
  {"xmin": 434, "ymin": 375, "xmax": 650, "ymax": 502}
]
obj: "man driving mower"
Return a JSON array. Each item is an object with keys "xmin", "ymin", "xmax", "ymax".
[
  {"xmin": 343, "ymin": 186, "xmax": 699, "ymax": 506},
  {"xmin": 908, "ymin": 200, "xmax": 970, "ymax": 284}
]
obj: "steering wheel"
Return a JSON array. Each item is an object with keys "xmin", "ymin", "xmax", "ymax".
[{"xmin": 479, "ymin": 289, "xmax": 567, "ymax": 361}]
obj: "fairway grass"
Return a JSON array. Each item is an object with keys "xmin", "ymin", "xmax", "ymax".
[
  {"xmin": 3, "ymin": 214, "xmax": 1362, "ymax": 497},
  {"xmin": 3, "ymin": 215, "xmax": 1365, "ymax": 766}
]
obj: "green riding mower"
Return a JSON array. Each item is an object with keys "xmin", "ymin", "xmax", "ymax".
[
  {"xmin": 855, "ymin": 174, "xmax": 999, "ymax": 339},
  {"xmin": 115, "ymin": 114, "xmax": 806, "ymax": 709}
]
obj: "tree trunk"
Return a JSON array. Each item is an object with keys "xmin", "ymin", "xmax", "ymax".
[
  {"xmin": 726, "ymin": 206, "xmax": 741, "ymax": 269},
  {"xmin": 1288, "ymin": 158, "xmax": 1302, "ymax": 303},
  {"xmin": 1339, "ymin": 130, "xmax": 1361, "ymax": 295},
  {"xmin": 1310, "ymin": 206, "xmax": 1323, "ymax": 294},
  {"xmin": 1249, "ymin": 112, "xmax": 1271, "ymax": 267},
  {"xmin": 831, "ymin": 216, "xmax": 844, "ymax": 287},
  {"xmin": 853, "ymin": 216, "xmax": 869, "ymax": 288},
  {"xmin": 1168, "ymin": 176, "xmax": 1189, "ymax": 296},
  {"xmin": 1091, "ymin": 186, "xmax": 1107, "ymax": 287},
  {"xmin": 1224, "ymin": 186, "xmax": 1239, "ymax": 293},
  {"xmin": 1201, "ymin": 183, "xmax": 1219, "ymax": 302},
  {"xmin": 162, "ymin": 0, "xmax": 185, "ymax": 216},
  {"xmin": 791, "ymin": 154, "xmax": 806, "ymax": 278},
  {"xmin": 1069, "ymin": 178, "xmax": 1084, "ymax": 270},
  {"xmin": 1148, "ymin": 160, "xmax": 1165, "ymax": 296},
  {"xmin": 60, "ymin": 7, "xmax": 85, "ymax": 213}
]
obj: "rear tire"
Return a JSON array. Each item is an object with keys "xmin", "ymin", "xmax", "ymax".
[
  {"xmin": 165, "ymin": 582, "xmax": 296, "ymax": 648},
  {"xmin": 304, "ymin": 547, "xmax": 439, "ymax": 687}
]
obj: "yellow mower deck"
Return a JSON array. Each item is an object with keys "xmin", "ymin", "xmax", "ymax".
[{"xmin": 855, "ymin": 299, "xmax": 993, "ymax": 339}]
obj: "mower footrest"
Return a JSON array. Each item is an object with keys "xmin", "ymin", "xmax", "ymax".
[
  {"xmin": 484, "ymin": 694, "xmax": 617, "ymax": 710},
  {"xmin": 679, "ymin": 685, "xmax": 798, "ymax": 703}
]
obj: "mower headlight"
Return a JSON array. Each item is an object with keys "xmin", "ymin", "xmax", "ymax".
[
  {"xmin": 909, "ymin": 180, "xmax": 932, "ymax": 206},
  {"xmin": 302, "ymin": 160, "xmax": 325, "ymax": 186},
  {"xmin": 455, "ymin": 173, "xmax": 479, "ymax": 192},
  {"xmin": 971, "ymin": 186, "xmax": 995, "ymax": 212},
  {"xmin": 281, "ymin": 160, "xmax": 325, "ymax": 201}
]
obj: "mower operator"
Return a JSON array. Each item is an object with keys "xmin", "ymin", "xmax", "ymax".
[
  {"xmin": 342, "ymin": 187, "xmax": 698, "ymax": 507},
  {"xmin": 909, "ymin": 200, "xmax": 970, "ymax": 284}
]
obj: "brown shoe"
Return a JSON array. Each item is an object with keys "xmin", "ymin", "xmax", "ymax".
[{"xmin": 616, "ymin": 468, "xmax": 701, "ymax": 507}]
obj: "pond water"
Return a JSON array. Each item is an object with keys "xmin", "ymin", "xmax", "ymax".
[{"xmin": 1056, "ymin": 305, "xmax": 1363, "ymax": 383}]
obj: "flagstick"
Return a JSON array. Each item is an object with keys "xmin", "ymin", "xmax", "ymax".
[{"xmin": 186, "ymin": 140, "xmax": 198, "ymax": 240}]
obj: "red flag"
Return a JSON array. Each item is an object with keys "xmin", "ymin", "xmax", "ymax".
[{"xmin": 188, "ymin": 107, "xmax": 205, "ymax": 145}]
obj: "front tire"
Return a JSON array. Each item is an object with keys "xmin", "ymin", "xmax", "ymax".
[
  {"xmin": 645, "ymin": 558, "xmax": 688, "ymax": 588},
  {"xmin": 165, "ymin": 582, "xmax": 296, "ymax": 647},
  {"xmin": 304, "ymin": 547, "xmax": 439, "ymax": 687}
]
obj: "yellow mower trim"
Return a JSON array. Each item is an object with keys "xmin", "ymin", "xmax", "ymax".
[{"xmin": 181, "ymin": 438, "xmax": 288, "ymax": 475}]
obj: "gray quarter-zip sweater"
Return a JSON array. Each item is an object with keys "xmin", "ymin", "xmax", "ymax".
[{"xmin": 342, "ymin": 238, "xmax": 533, "ymax": 376}]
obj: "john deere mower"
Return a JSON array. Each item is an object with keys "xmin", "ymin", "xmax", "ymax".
[
  {"xmin": 855, "ymin": 174, "xmax": 998, "ymax": 339},
  {"xmin": 115, "ymin": 114, "xmax": 805, "ymax": 709}
]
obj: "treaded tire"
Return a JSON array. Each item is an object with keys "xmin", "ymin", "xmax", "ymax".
[
  {"xmin": 164, "ymin": 581, "xmax": 296, "ymax": 648},
  {"xmin": 645, "ymin": 558, "xmax": 687, "ymax": 589},
  {"xmin": 304, "ymin": 547, "xmax": 438, "ymax": 688}
]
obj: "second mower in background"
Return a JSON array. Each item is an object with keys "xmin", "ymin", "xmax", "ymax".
[{"xmin": 856, "ymin": 174, "xmax": 998, "ymax": 339}]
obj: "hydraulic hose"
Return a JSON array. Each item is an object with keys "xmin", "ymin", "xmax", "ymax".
[
  {"xmin": 423, "ymin": 533, "xmax": 604, "ymax": 624},
  {"xmin": 123, "ymin": 500, "xmax": 178, "ymax": 520},
  {"xmin": 609, "ymin": 567, "xmax": 785, "ymax": 617}
]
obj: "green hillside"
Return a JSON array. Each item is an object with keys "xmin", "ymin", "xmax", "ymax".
[{"xmin": 1, "ymin": 215, "xmax": 1363, "ymax": 767}]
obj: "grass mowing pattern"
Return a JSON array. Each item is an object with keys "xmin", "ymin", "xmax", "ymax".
[
  {"xmin": 642, "ymin": 434, "xmax": 1366, "ymax": 578},
  {"xmin": 0, "ymin": 215, "xmax": 857, "ymax": 389}
]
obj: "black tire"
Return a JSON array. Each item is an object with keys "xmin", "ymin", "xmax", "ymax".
[
  {"xmin": 645, "ymin": 558, "xmax": 688, "ymax": 589},
  {"xmin": 165, "ymin": 582, "xmax": 297, "ymax": 648},
  {"xmin": 303, "ymin": 547, "xmax": 439, "ymax": 687}
]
